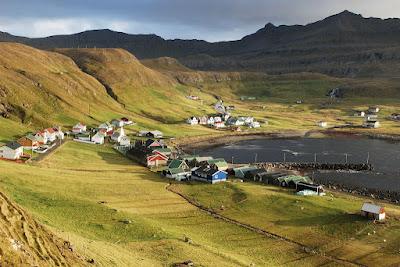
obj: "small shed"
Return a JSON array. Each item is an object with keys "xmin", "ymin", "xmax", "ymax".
[
  {"xmin": 233, "ymin": 166, "xmax": 259, "ymax": 179},
  {"xmin": 361, "ymin": 203, "xmax": 385, "ymax": 221}
]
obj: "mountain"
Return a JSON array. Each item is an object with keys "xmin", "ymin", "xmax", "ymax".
[{"xmin": 2, "ymin": 11, "xmax": 400, "ymax": 77}]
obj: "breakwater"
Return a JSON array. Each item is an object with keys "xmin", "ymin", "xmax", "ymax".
[{"xmin": 258, "ymin": 162, "xmax": 373, "ymax": 172}]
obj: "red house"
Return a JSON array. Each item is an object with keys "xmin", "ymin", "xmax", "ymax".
[{"xmin": 146, "ymin": 151, "xmax": 168, "ymax": 167}]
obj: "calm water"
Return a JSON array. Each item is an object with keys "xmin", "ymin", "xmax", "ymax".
[{"xmin": 201, "ymin": 137, "xmax": 400, "ymax": 192}]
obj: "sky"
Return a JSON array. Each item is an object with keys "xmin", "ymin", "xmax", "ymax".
[{"xmin": 1, "ymin": 0, "xmax": 400, "ymax": 42}]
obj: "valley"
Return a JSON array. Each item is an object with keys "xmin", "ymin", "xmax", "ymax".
[{"xmin": 1, "ymin": 11, "xmax": 400, "ymax": 266}]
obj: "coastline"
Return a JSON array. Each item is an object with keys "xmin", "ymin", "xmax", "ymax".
[{"xmin": 176, "ymin": 129, "xmax": 400, "ymax": 151}]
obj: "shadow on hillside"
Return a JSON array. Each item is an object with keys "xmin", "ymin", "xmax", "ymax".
[{"xmin": 274, "ymin": 214, "xmax": 365, "ymax": 227}]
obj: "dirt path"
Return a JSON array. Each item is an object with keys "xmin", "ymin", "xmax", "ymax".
[
  {"xmin": 166, "ymin": 184, "xmax": 364, "ymax": 267},
  {"xmin": 31, "ymin": 139, "xmax": 68, "ymax": 163},
  {"xmin": 0, "ymin": 191, "xmax": 86, "ymax": 266}
]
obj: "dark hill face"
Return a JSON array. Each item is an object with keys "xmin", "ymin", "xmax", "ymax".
[{"xmin": 3, "ymin": 11, "xmax": 400, "ymax": 77}]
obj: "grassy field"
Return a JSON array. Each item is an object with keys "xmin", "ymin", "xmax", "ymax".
[
  {"xmin": 0, "ymin": 141, "xmax": 348, "ymax": 266},
  {"xmin": 175, "ymin": 181, "xmax": 400, "ymax": 266}
]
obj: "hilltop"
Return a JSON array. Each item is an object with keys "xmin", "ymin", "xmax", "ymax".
[{"xmin": 3, "ymin": 11, "xmax": 400, "ymax": 77}]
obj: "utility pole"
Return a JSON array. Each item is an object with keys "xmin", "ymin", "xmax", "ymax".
[
  {"xmin": 283, "ymin": 152, "xmax": 286, "ymax": 163},
  {"xmin": 314, "ymin": 153, "xmax": 317, "ymax": 164},
  {"xmin": 367, "ymin": 152, "xmax": 370, "ymax": 164},
  {"xmin": 345, "ymin": 153, "xmax": 348, "ymax": 164},
  {"xmin": 231, "ymin": 156, "xmax": 234, "ymax": 164},
  {"xmin": 254, "ymin": 153, "xmax": 258, "ymax": 164}
]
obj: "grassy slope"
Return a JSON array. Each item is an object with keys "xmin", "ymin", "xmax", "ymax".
[
  {"xmin": 0, "ymin": 43, "xmax": 126, "ymax": 127},
  {"xmin": 57, "ymin": 48, "xmax": 219, "ymax": 137},
  {"xmin": 176, "ymin": 182, "xmax": 400, "ymax": 266},
  {"xmin": 0, "ymin": 142, "xmax": 332, "ymax": 266}
]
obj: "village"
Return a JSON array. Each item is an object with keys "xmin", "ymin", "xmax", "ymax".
[
  {"xmin": 186, "ymin": 100, "xmax": 262, "ymax": 130},
  {"xmin": 0, "ymin": 113, "xmax": 388, "ymax": 223}
]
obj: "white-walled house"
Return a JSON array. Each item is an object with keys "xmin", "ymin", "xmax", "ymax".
[
  {"xmin": 72, "ymin": 123, "xmax": 87, "ymax": 133},
  {"xmin": 214, "ymin": 121, "xmax": 226, "ymax": 129},
  {"xmin": 363, "ymin": 120, "xmax": 380, "ymax": 128},
  {"xmin": 0, "ymin": 142, "xmax": 24, "ymax": 160},
  {"xmin": 45, "ymin": 128, "xmax": 57, "ymax": 142},
  {"xmin": 361, "ymin": 203, "xmax": 385, "ymax": 221},
  {"xmin": 91, "ymin": 132, "xmax": 105, "ymax": 144},
  {"xmin": 187, "ymin": 117, "xmax": 199, "ymax": 125},
  {"xmin": 99, "ymin": 122, "xmax": 113, "ymax": 132},
  {"xmin": 317, "ymin": 121, "xmax": 328, "ymax": 128},
  {"xmin": 249, "ymin": 121, "xmax": 261, "ymax": 128},
  {"xmin": 112, "ymin": 127, "xmax": 126, "ymax": 143},
  {"xmin": 54, "ymin": 127, "xmax": 65, "ymax": 140},
  {"xmin": 34, "ymin": 131, "xmax": 49, "ymax": 144},
  {"xmin": 121, "ymin": 117, "xmax": 134, "ymax": 126},
  {"xmin": 207, "ymin": 117, "xmax": 215, "ymax": 125},
  {"xmin": 119, "ymin": 136, "xmax": 131, "ymax": 146}
]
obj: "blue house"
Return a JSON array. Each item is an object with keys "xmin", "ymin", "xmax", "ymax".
[{"xmin": 191, "ymin": 166, "xmax": 227, "ymax": 184}]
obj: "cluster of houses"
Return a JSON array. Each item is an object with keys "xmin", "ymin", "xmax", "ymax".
[
  {"xmin": 0, "ymin": 126, "xmax": 64, "ymax": 161},
  {"xmin": 354, "ymin": 106, "xmax": 381, "ymax": 128},
  {"xmin": 72, "ymin": 117, "xmax": 134, "ymax": 146},
  {"xmin": 186, "ymin": 100, "xmax": 261, "ymax": 130},
  {"xmin": 390, "ymin": 113, "xmax": 400, "ymax": 121},
  {"xmin": 232, "ymin": 165, "xmax": 325, "ymax": 195},
  {"xmin": 187, "ymin": 115, "xmax": 261, "ymax": 129},
  {"xmin": 124, "ymin": 140, "xmax": 229, "ymax": 183}
]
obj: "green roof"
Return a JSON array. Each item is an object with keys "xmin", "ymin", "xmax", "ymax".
[
  {"xmin": 277, "ymin": 175, "xmax": 312, "ymax": 184},
  {"xmin": 207, "ymin": 158, "xmax": 228, "ymax": 167},
  {"xmin": 154, "ymin": 148, "xmax": 172, "ymax": 153},
  {"xmin": 168, "ymin": 159, "xmax": 186, "ymax": 169}
]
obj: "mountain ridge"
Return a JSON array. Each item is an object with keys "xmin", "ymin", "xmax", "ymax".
[{"xmin": 2, "ymin": 11, "xmax": 400, "ymax": 77}]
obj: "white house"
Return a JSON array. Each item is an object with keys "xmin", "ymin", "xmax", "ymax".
[
  {"xmin": 241, "ymin": 117, "xmax": 254, "ymax": 124},
  {"xmin": 227, "ymin": 117, "xmax": 245, "ymax": 126},
  {"xmin": 34, "ymin": 131, "xmax": 49, "ymax": 144},
  {"xmin": 207, "ymin": 117, "xmax": 215, "ymax": 125},
  {"xmin": 121, "ymin": 117, "xmax": 134, "ymax": 126},
  {"xmin": 361, "ymin": 203, "xmax": 385, "ymax": 221},
  {"xmin": 363, "ymin": 120, "xmax": 380, "ymax": 128},
  {"xmin": 99, "ymin": 122, "xmax": 113, "ymax": 132},
  {"xmin": 198, "ymin": 116, "xmax": 208, "ymax": 125},
  {"xmin": 119, "ymin": 136, "xmax": 131, "ymax": 146},
  {"xmin": 317, "ymin": 121, "xmax": 328, "ymax": 128},
  {"xmin": 111, "ymin": 127, "xmax": 126, "ymax": 143},
  {"xmin": 214, "ymin": 117, "xmax": 222, "ymax": 123},
  {"xmin": 214, "ymin": 121, "xmax": 226, "ymax": 129},
  {"xmin": 0, "ymin": 142, "xmax": 24, "ymax": 160},
  {"xmin": 91, "ymin": 132, "xmax": 105, "ymax": 144},
  {"xmin": 368, "ymin": 106, "xmax": 380, "ymax": 113},
  {"xmin": 354, "ymin": 111, "xmax": 366, "ymax": 117},
  {"xmin": 72, "ymin": 123, "xmax": 87, "ymax": 133},
  {"xmin": 249, "ymin": 121, "xmax": 261, "ymax": 128},
  {"xmin": 54, "ymin": 127, "xmax": 65, "ymax": 140},
  {"xmin": 45, "ymin": 128, "xmax": 57, "ymax": 143},
  {"xmin": 187, "ymin": 117, "xmax": 199, "ymax": 125}
]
